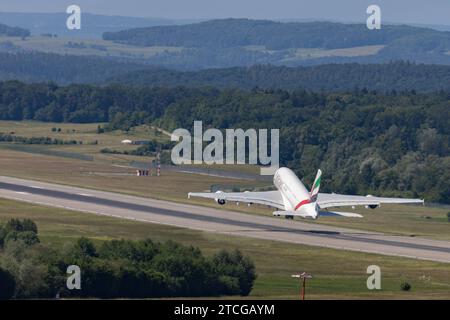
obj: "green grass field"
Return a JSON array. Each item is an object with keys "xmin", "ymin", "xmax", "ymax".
[
  {"xmin": 0, "ymin": 120, "xmax": 260, "ymax": 174},
  {"xmin": 0, "ymin": 198, "xmax": 449, "ymax": 299},
  {"xmin": 0, "ymin": 120, "xmax": 169, "ymax": 163}
]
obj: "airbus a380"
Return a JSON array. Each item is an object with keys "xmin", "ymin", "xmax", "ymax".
[{"xmin": 188, "ymin": 167, "xmax": 424, "ymax": 219}]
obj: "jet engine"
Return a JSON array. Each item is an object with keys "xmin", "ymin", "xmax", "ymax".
[
  {"xmin": 215, "ymin": 191, "xmax": 226, "ymax": 205},
  {"xmin": 365, "ymin": 195, "xmax": 379, "ymax": 209}
]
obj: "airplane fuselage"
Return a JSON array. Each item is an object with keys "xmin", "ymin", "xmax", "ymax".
[{"xmin": 273, "ymin": 167, "xmax": 318, "ymax": 219}]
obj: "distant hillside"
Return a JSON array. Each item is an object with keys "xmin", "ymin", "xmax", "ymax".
[
  {"xmin": 109, "ymin": 62, "xmax": 450, "ymax": 92},
  {"xmin": 0, "ymin": 12, "xmax": 175, "ymax": 39},
  {"xmin": 103, "ymin": 19, "xmax": 427, "ymax": 49},
  {"xmin": 0, "ymin": 52, "xmax": 145, "ymax": 84},
  {"xmin": 103, "ymin": 19, "xmax": 450, "ymax": 68},
  {"xmin": 0, "ymin": 22, "xmax": 30, "ymax": 38},
  {"xmin": 2, "ymin": 49, "xmax": 450, "ymax": 92}
]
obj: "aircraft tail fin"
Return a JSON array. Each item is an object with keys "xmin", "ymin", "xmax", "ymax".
[{"xmin": 310, "ymin": 169, "xmax": 322, "ymax": 202}]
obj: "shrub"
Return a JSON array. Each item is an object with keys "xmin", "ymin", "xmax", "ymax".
[
  {"xmin": 400, "ymin": 282, "xmax": 412, "ymax": 291},
  {"xmin": 0, "ymin": 219, "xmax": 39, "ymax": 248},
  {"xmin": 447, "ymin": 212, "xmax": 450, "ymax": 222},
  {"xmin": 4, "ymin": 231, "xmax": 40, "ymax": 246},
  {"xmin": 69, "ymin": 237, "xmax": 98, "ymax": 260},
  {"xmin": 212, "ymin": 249, "xmax": 257, "ymax": 296},
  {"xmin": 4, "ymin": 218, "xmax": 38, "ymax": 234}
]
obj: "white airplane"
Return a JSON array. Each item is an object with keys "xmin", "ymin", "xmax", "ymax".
[{"xmin": 188, "ymin": 167, "xmax": 424, "ymax": 219}]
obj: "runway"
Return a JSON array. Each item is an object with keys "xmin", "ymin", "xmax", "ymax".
[{"xmin": 0, "ymin": 175, "xmax": 449, "ymax": 263}]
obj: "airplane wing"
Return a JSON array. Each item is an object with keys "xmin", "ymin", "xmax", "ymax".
[
  {"xmin": 316, "ymin": 193, "xmax": 424, "ymax": 209},
  {"xmin": 188, "ymin": 190, "xmax": 285, "ymax": 210}
]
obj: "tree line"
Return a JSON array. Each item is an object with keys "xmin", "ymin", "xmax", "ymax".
[
  {"xmin": 0, "ymin": 134, "xmax": 84, "ymax": 145},
  {"xmin": 0, "ymin": 51, "xmax": 145, "ymax": 85},
  {"xmin": 0, "ymin": 219, "xmax": 256, "ymax": 299},
  {"xmin": 3, "ymin": 48, "xmax": 450, "ymax": 92},
  {"xmin": 109, "ymin": 62, "xmax": 450, "ymax": 92},
  {"xmin": 0, "ymin": 81, "xmax": 448, "ymax": 203},
  {"xmin": 0, "ymin": 23, "xmax": 30, "ymax": 38},
  {"xmin": 102, "ymin": 19, "xmax": 444, "ymax": 51},
  {"xmin": 3, "ymin": 50, "xmax": 450, "ymax": 92}
]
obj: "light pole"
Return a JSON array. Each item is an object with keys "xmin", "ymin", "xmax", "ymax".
[{"xmin": 291, "ymin": 272, "xmax": 313, "ymax": 300}]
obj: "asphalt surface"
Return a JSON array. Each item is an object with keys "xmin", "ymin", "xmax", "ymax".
[{"xmin": 0, "ymin": 176, "xmax": 449, "ymax": 263}]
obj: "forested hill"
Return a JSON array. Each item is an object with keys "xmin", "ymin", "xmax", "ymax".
[
  {"xmin": 103, "ymin": 19, "xmax": 433, "ymax": 49},
  {"xmin": 0, "ymin": 12, "xmax": 174, "ymax": 38},
  {"xmin": 2, "ymin": 51, "xmax": 450, "ymax": 92},
  {"xmin": 102, "ymin": 19, "xmax": 450, "ymax": 67},
  {"xmin": 0, "ymin": 23, "xmax": 30, "ymax": 38},
  {"xmin": 0, "ymin": 52, "xmax": 146, "ymax": 84},
  {"xmin": 109, "ymin": 62, "xmax": 450, "ymax": 92},
  {"xmin": 0, "ymin": 81, "xmax": 449, "ymax": 203}
]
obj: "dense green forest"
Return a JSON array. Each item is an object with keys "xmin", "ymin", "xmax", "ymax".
[
  {"xmin": 110, "ymin": 62, "xmax": 450, "ymax": 92},
  {"xmin": 0, "ymin": 219, "xmax": 256, "ymax": 298},
  {"xmin": 0, "ymin": 23, "xmax": 30, "ymax": 38},
  {"xmin": 2, "ymin": 51, "xmax": 450, "ymax": 92},
  {"xmin": 0, "ymin": 52, "xmax": 145, "ymax": 84},
  {"xmin": 0, "ymin": 81, "xmax": 448, "ymax": 203}
]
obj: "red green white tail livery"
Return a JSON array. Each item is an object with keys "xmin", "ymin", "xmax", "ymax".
[{"xmin": 310, "ymin": 169, "xmax": 321, "ymax": 202}]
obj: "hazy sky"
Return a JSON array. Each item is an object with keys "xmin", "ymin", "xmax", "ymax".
[{"xmin": 1, "ymin": 0, "xmax": 449, "ymax": 25}]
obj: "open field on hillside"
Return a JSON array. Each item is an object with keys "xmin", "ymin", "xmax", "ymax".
[
  {"xmin": 1, "ymin": 36, "xmax": 385, "ymax": 63},
  {"xmin": 292, "ymin": 45, "xmax": 385, "ymax": 59},
  {"xmin": 0, "ymin": 36, "xmax": 182, "ymax": 59},
  {"xmin": 0, "ymin": 198, "xmax": 449, "ymax": 299},
  {"xmin": 0, "ymin": 120, "xmax": 264, "ymax": 174},
  {"xmin": 0, "ymin": 120, "xmax": 169, "ymax": 164},
  {"xmin": 244, "ymin": 44, "xmax": 385, "ymax": 62},
  {"xmin": 0, "ymin": 148, "xmax": 265, "ymax": 201}
]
